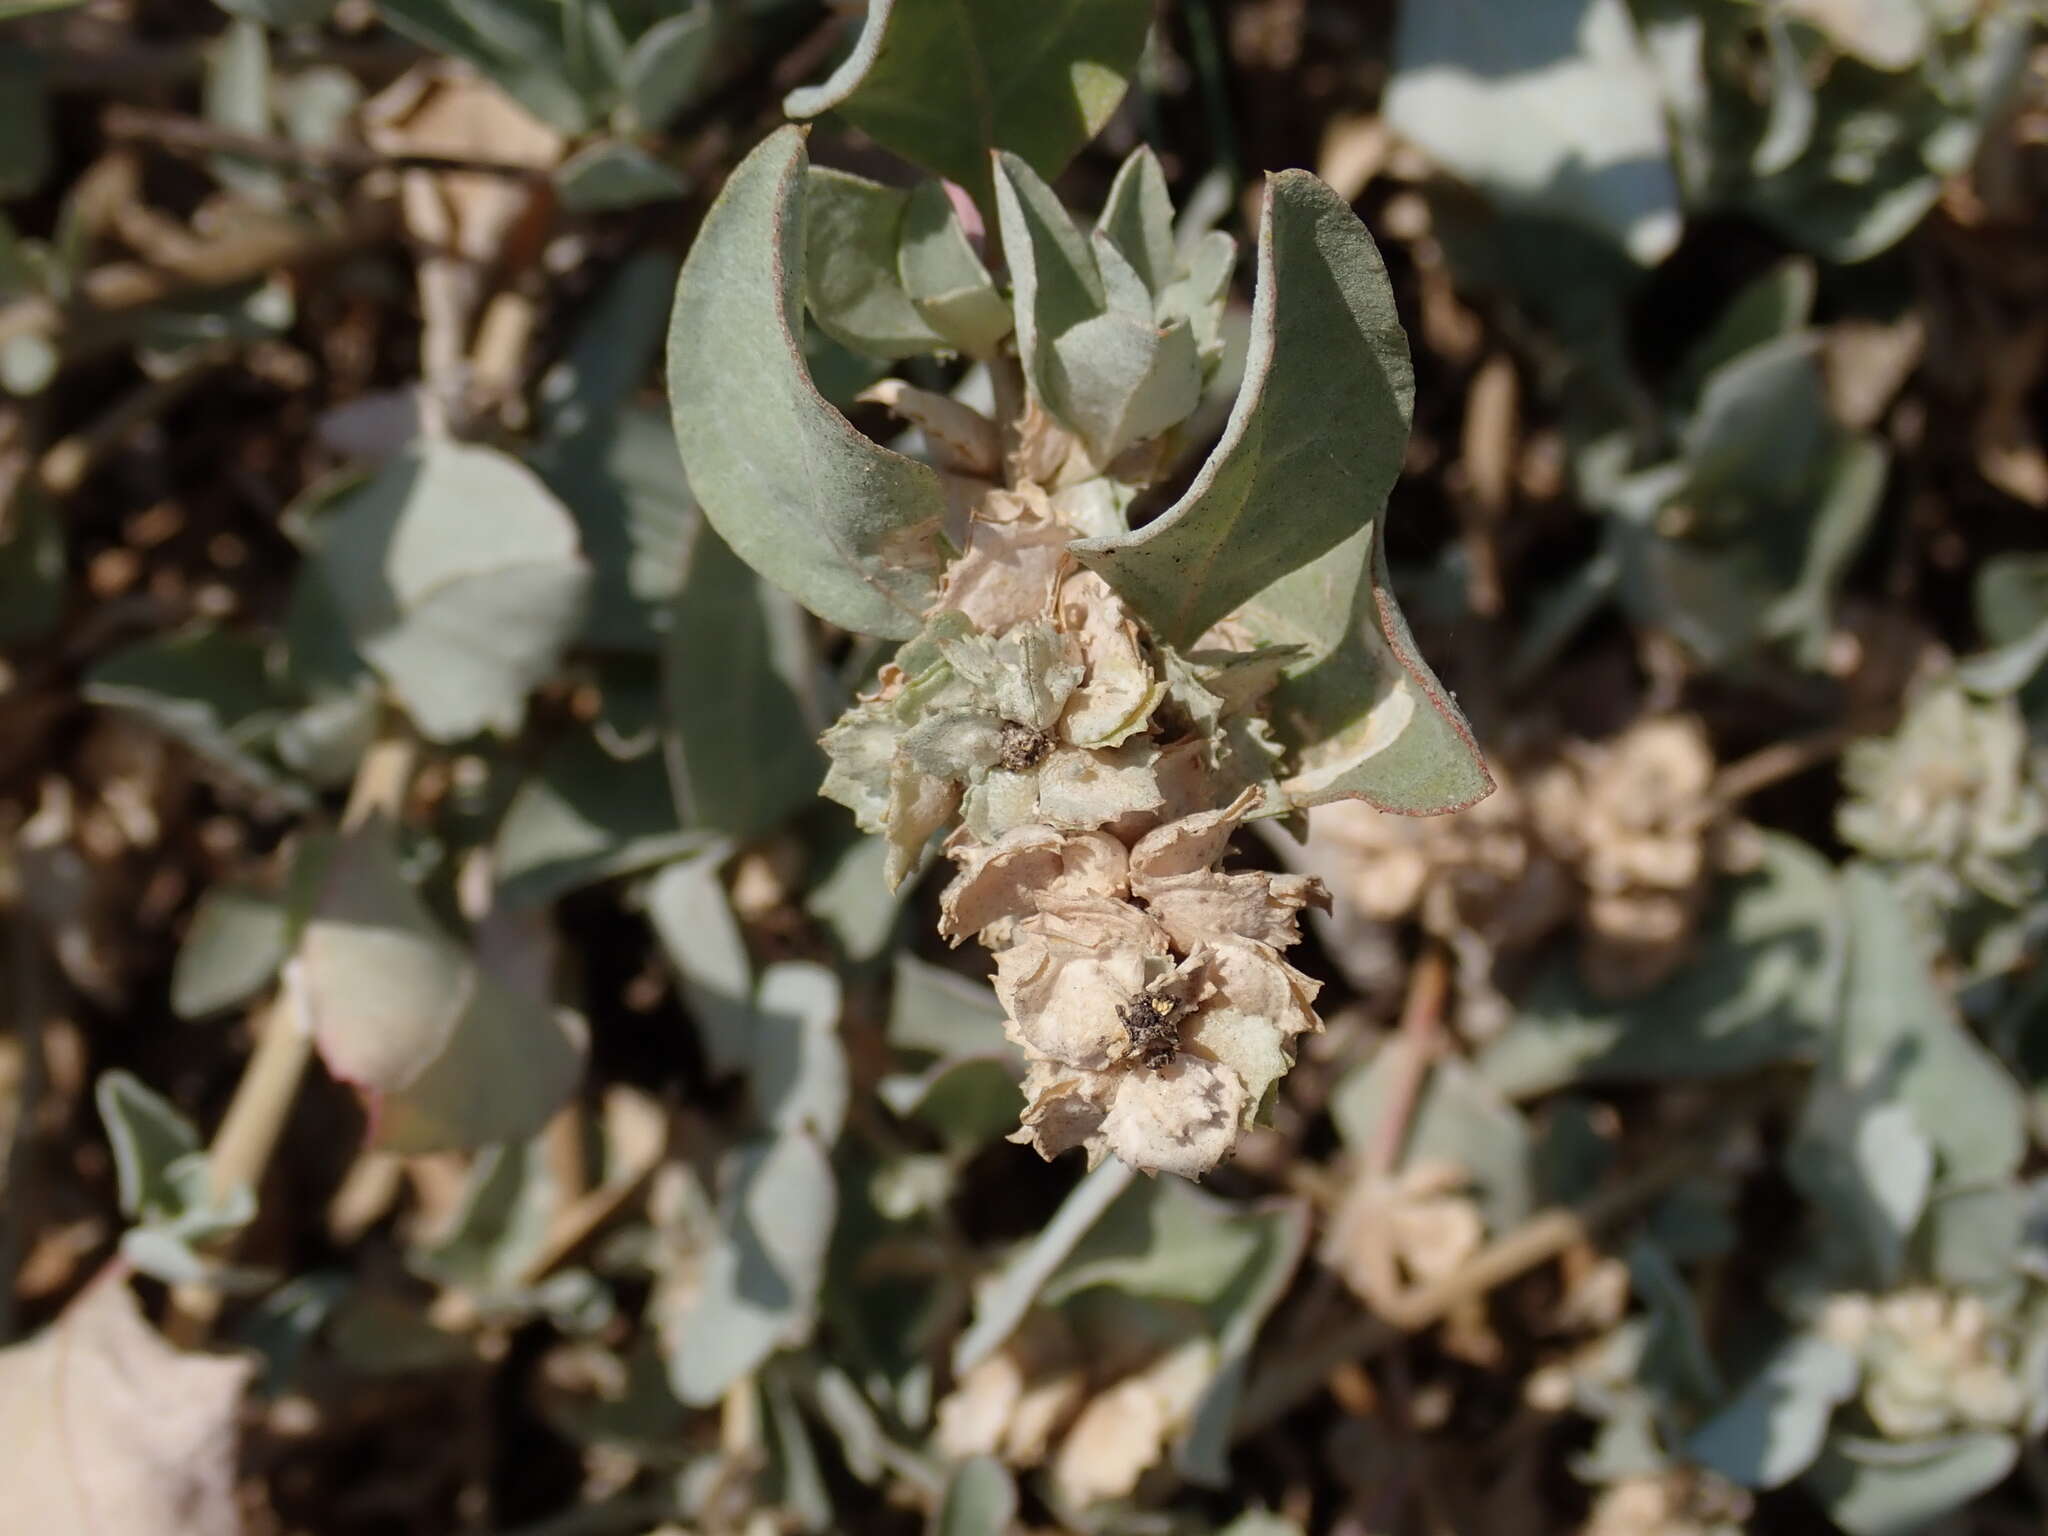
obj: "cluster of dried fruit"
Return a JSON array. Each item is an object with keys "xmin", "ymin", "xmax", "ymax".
[
  {"xmin": 1295, "ymin": 716, "xmax": 1745, "ymax": 1022},
  {"xmin": 821, "ymin": 413, "xmax": 1330, "ymax": 1178}
]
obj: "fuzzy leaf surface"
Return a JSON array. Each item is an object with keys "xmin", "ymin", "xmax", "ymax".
[
  {"xmin": 667, "ymin": 127, "xmax": 947, "ymax": 639},
  {"xmin": 803, "ymin": 167, "xmax": 946, "ymax": 359},
  {"xmin": 1073, "ymin": 171, "xmax": 1490, "ymax": 813},
  {"xmin": 1071, "ymin": 172, "xmax": 1412, "ymax": 648}
]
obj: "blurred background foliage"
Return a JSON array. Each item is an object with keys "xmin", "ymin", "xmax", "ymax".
[{"xmin": 2, "ymin": 0, "xmax": 2048, "ymax": 1532}]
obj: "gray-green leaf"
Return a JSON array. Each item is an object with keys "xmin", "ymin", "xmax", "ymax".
[
  {"xmin": 172, "ymin": 884, "xmax": 289, "ymax": 1021},
  {"xmin": 781, "ymin": 0, "xmax": 1151, "ymax": 206},
  {"xmin": 666, "ymin": 1132, "xmax": 837, "ymax": 1405},
  {"xmin": 1806, "ymin": 1431, "xmax": 2019, "ymax": 1536},
  {"xmin": 1071, "ymin": 170, "xmax": 1412, "ymax": 649},
  {"xmin": 306, "ymin": 442, "xmax": 590, "ymax": 742},
  {"xmin": 1384, "ymin": 0, "xmax": 1682, "ymax": 263},
  {"xmin": 662, "ymin": 503, "xmax": 826, "ymax": 841},
  {"xmin": 1687, "ymin": 1333, "xmax": 1859, "ymax": 1489},
  {"xmin": 804, "ymin": 168, "xmax": 948, "ymax": 360},
  {"xmin": 667, "ymin": 127, "xmax": 949, "ymax": 639},
  {"xmin": 932, "ymin": 1456, "xmax": 1017, "ymax": 1536},
  {"xmin": 993, "ymin": 151, "xmax": 1202, "ymax": 464},
  {"xmin": 300, "ymin": 822, "xmax": 585, "ymax": 1152}
]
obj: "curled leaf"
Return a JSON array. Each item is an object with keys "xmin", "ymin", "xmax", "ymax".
[{"xmin": 667, "ymin": 127, "xmax": 949, "ymax": 639}]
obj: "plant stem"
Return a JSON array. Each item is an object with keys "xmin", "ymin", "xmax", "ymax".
[
  {"xmin": 1232, "ymin": 1096, "xmax": 1758, "ymax": 1439},
  {"xmin": 166, "ymin": 731, "xmax": 417, "ymax": 1342},
  {"xmin": 1367, "ymin": 943, "xmax": 1449, "ymax": 1181},
  {"xmin": 102, "ymin": 104, "xmax": 549, "ymax": 180}
]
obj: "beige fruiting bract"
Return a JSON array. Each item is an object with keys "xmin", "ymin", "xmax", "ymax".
[
  {"xmin": 821, "ymin": 408, "xmax": 1330, "ymax": 1178},
  {"xmin": 1298, "ymin": 715, "xmax": 1740, "ymax": 1011}
]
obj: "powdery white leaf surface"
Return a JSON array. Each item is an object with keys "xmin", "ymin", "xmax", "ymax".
[
  {"xmin": 782, "ymin": 0, "xmax": 1151, "ymax": 202},
  {"xmin": 1384, "ymin": 0, "xmax": 1681, "ymax": 263},
  {"xmin": 299, "ymin": 822, "xmax": 585, "ymax": 1152},
  {"xmin": 308, "ymin": 441, "xmax": 589, "ymax": 742},
  {"xmin": 0, "ymin": 1277, "xmax": 252, "ymax": 1536},
  {"xmin": 667, "ymin": 127, "xmax": 948, "ymax": 640}
]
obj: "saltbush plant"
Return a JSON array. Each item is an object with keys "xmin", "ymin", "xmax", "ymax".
[{"xmin": 667, "ymin": 4, "xmax": 1490, "ymax": 1176}]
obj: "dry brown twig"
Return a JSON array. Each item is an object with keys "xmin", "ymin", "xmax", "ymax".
[
  {"xmin": 1235, "ymin": 1087, "xmax": 1772, "ymax": 1440},
  {"xmin": 102, "ymin": 104, "xmax": 554, "ymax": 181}
]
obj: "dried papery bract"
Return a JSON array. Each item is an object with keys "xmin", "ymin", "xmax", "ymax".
[{"xmin": 669, "ymin": 127, "xmax": 1489, "ymax": 1178}]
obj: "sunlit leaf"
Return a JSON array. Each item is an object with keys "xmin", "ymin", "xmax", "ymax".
[
  {"xmin": 992, "ymin": 151, "xmax": 1201, "ymax": 465},
  {"xmin": 665, "ymin": 1131, "xmax": 837, "ymax": 1405},
  {"xmin": 1384, "ymin": 0, "xmax": 1682, "ymax": 263},
  {"xmin": 667, "ymin": 127, "xmax": 948, "ymax": 639},
  {"xmin": 306, "ymin": 442, "xmax": 590, "ymax": 742},
  {"xmin": 1065, "ymin": 169, "xmax": 1400, "ymax": 631},
  {"xmin": 1071, "ymin": 170, "xmax": 1489, "ymax": 814}
]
